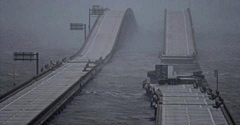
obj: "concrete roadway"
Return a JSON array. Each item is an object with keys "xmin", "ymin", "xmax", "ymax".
[
  {"xmin": 74, "ymin": 11, "xmax": 125, "ymax": 62},
  {"xmin": 165, "ymin": 10, "xmax": 195, "ymax": 56},
  {"xmin": 152, "ymin": 84, "xmax": 228, "ymax": 125},
  {"xmin": 0, "ymin": 10, "xmax": 126, "ymax": 125}
]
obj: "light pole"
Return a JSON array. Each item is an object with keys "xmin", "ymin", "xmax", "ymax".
[
  {"xmin": 70, "ymin": 23, "xmax": 87, "ymax": 42},
  {"xmin": 214, "ymin": 69, "xmax": 219, "ymax": 96},
  {"xmin": 188, "ymin": 0, "xmax": 191, "ymax": 9},
  {"xmin": 88, "ymin": 5, "xmax": 105, "ymax": 32},
  {"xmin": 12, "ymin": 62, "xmax": 16, "ymax": 86},
  {"xmin": 214, "ymin": 69, "xmax": 219, "ymax": 91}
]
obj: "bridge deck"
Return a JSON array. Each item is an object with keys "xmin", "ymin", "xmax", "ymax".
[
  {"xmin": 152, "ymin": 84, "xmax": 228, "ymax": 125},
  {"xmin": 75, "ymin": 11, "xmax": 124, "ymax": 61},
  {"xmin": 0, "ymin": 10, "xmax": 125, "ymax": 125},
  {"xmin": 0, "ymin": 63, "xmax": 87, "ymax": 124},
  {"xmin": 164, "ymin": 9, "xmax": 196, "ymax": 57}
]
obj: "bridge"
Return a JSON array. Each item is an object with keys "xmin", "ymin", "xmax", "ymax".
[
  {"xmin": 160, "ymin": 9, "xmax": 197, "ymax": 64},
  {"xmin": 146, "ymin": 9, "xmax": 235, "ymax": 125},
  {"xmin": 0, "ymin": 7, "xmax": 235, "ymax": 125},
  {"xmin": 152, "ymin": 84, "xmax": 229, "ymax": 125},
  {"xmin": 0, "ymin": 9, "xmax": 136, "ymax": 125}
]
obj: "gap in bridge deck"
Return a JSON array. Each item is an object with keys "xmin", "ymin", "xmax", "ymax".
[{"xmin": 48, "ymin": 27, "xmax": 162, "ymax": 125}]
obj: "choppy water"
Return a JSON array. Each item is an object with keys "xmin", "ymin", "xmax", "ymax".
[
  {"xmin": 1, "ymin": 0, "xmax": 240, "ymax": 124},
  {"xmin": 48, "ymin": 28, "xmax": 161, "ymax": 125}
]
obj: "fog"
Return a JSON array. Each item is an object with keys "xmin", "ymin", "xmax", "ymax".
[{"xmin": 0, "ymin": 0, "xmax": 240, "ymax": 124}]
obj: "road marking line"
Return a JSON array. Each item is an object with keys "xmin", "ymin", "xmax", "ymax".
[
  {"xmin": 81, "ymin": 11, "xmax": 109, "ymax": 59},
  {"xmin": 208, "ymin": 108, "xmax": 216, "ymax": 125},
  {"xmin": 189, "ymin": 88, "xmax": 192, "ymax": 93},
  {"xmin": 186, "ymin": 107, "xmax": 191, "ymax": 125},
  {"xmin": 204, "ymin": 99, "xmax": 208, "ymax": 105},
  {"xmin": 163, "ymin": 106, "xmax": 165, "ymax": 125}
]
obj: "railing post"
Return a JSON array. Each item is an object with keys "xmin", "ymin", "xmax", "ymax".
[
  {"xmin": 156, "ymin": 100, "xmax": 160, "ymax": 125},
  {"xmin": 89, "ymin": 8, "xmax": 91, "ymax": 32},
  {"xmin": 36, "ymin": 53, "xmax": 39, "ymax": 75},
  {"xmin": 84, "ymin": 24, "xmax": 87, "ymax": 42}
]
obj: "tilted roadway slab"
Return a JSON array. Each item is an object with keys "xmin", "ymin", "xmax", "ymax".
[
  {"xmin": 152, "ymin": 84, "xmax": 228, "ymax": 125},
  {"xmin": 74, "ymin": 10, "xmax": 125, "ymax": 61},
  {"xmin": 157, "ymin": 9, "xmax": 228, "ymax": 125},
  {"xmin": 165, "ymin": 9, "xmax": 196, "ymax": 57},
  {"xmin": 0, "ymin": 10, "xmax": 126, "ymax": 125},
  {"xmin": 161, "ymin": 9, "xmax": 199, "ymax": 72}
]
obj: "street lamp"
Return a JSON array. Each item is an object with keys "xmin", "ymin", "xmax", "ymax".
[
  {"xmin": 88, "ymin": 5, "xmax": 105, "ymax": 31},
  {"xmin": 214, "ymin": 69, "xmax": 219, "ymax": 91},
  {"xmin": 188, "ymin": 0, "xmax": 191, "ymax": 9},
  {"xmin": 70, "ymin": 23, "xmax": 87, "ymax": 42}
]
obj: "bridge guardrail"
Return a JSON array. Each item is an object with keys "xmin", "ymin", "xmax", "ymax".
[
  {"xmin": 29, "ymin": 57, "xmax": 105, "ymax": 125},
  {"xmin": 163, "ymin": 9, "xmax": 167, "ymax": 55},
  {"xmin": 220, "ymin": 104, "xmax": 236, "ymax": 125},
  {"xmin": 0, "ymin": 61, "xmax": 63, "ymax": 103},
  {"xmin": 187, "ymin": 8, "xmax": 198, "ymax": 55}
]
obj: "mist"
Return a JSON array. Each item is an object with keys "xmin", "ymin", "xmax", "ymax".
[{"xmin": 0, "ymin": 0, "xmax": 240, "ymax": 124}]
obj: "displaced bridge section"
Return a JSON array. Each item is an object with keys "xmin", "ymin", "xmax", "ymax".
[
  {"xmin": 161, "ymin": 9, "xmax": 197, "ymax": 63},
  {"xmin": 0, "ymin": 9, "xmax": 136, "ymax": 125},
  {"xmin": 147, "ymin": 8, "xmax": 235, "ymax": 125}
]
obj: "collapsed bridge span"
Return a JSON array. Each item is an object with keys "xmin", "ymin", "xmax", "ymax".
[{"xmin": 160, "ymin": 8, "xmax": 197, "ymax": 64}]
